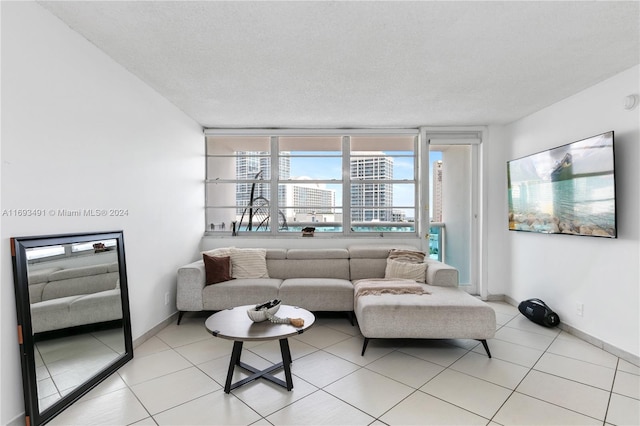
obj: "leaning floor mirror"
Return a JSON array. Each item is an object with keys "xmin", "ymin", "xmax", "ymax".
[{"xmin": 10, "ymin": 231, "xmax": 133, "ymax": 426}]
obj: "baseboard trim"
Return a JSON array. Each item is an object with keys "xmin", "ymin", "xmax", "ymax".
[
  {"xmin": 557, "ymin": 322, "xmax": 640, "ymax": 366},
  {"xmin": 486, "ymin": 293, "xmax": 506, "ymax": 302},
  {"xmin": 495, "ymin": 294, "xmax": 639, "ymax": 366},
  {"xmin": 7, "ymin": 413, "xmax": 25, "ymax": 426},
  {"xmin": 133, "ymin": 312, "xmax": 178, "ymax": 350}
]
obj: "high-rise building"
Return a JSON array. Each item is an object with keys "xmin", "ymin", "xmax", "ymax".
[
  {"xmin": 235, "ymin": 152, "xmax": 290, "ymax": 215},
  {"xmin": 350, "ymin": 153, "xmax": 393, "ymax": 221},
  {"xmin": 432, "ymin": 160, "xmax": 443, "ymax": 222},
  {"xmin": 281, "ymin": 182, "xmax": 336, "ymax": 223},
  {"xmin": 289, "ymin": 183, "xmax": 335, "ymax": 214}
]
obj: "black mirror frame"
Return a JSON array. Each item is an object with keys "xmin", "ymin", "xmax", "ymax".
[{"xmin": 10, "ymin": 231, "xmax": 133, "ymax": 426}]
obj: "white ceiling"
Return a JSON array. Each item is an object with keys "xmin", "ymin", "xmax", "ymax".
[{"xmin": 39, "ymin": 1, "xmax": 640, "ymax": 129}]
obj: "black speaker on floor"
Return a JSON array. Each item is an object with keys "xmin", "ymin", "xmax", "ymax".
[{"xmin": 518, "ymin": 298, "xmax": 560, "ymax": 327}]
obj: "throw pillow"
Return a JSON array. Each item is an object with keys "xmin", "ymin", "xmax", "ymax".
[
  {"xmin": 202, "ymin": 247, "xmax": 234, "ymax": 275},
  {"xmin": 385, "ymin": 258, "xmax": 426, "ymax": 283},
  {"xmin": 202, "ymin": 246, "xmax": 234, "ymax": 257},
  {"xmin": 230, "ymin": 248, "xmax": 269, "ymax": 279},
  {"xmin": 203, "ymin": 254, "xmax": 233, "ymax": 285},
  {"xmin": 388, "ymin": 248, "xmax": 426, "ymax": 264}
]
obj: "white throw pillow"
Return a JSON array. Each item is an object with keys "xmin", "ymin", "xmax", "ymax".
[
  {"xmin": 384, "ymin": 258, "xmax": 426, "ymax": 283},
  {"xmin": 230, "ymin": 248, "xmax": 269, "ymax": 279},
  {"xmin": 202, "ymin": 247, "xmax": 234, "ymax": 257}
]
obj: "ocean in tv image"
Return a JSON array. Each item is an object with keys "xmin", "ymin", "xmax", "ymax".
[{"xmin": 507, "ymin": 131, "xmax": 616, "ymax": 238}]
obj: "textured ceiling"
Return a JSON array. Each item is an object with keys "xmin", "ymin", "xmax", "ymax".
[{"xmin": 39, "ymin": 1, "xmax": 639, "ymax": 128}]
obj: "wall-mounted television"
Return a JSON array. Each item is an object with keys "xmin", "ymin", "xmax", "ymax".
[{"xmin": 507, "ymin": 131, "xmax": 616, "ymax": 238}]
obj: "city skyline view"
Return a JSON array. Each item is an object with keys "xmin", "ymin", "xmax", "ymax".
[{"xmin": 234, "ymin": 150, "xmax": 443, "ymax": 224}]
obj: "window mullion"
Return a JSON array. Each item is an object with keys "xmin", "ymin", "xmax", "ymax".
[
  {"xmin": 271, "ymin": 136, "xmax": 279, "ymax": 235},
  {"xmin": 342, "ymin": 135, "xmax": 351, "ymax": 236}
]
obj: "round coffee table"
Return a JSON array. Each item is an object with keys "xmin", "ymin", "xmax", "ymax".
[{"xmin": 205, "ymin": 304, "xmax": 315, "ymax": 393}]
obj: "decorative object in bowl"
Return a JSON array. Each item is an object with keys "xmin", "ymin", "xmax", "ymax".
[{"xmin": 247, "ymin": 299, "xmax": 281, "ymax": 322}]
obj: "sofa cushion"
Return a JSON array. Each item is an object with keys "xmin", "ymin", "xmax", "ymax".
[
  {"xmin": 203, "ymin": 254, "xmax": 233, "ymax": 285},
  {"xmin": 266, "ymin": 249, "xmax": 287, "ymax": 259},
  {"xmin": 28, "ymin": 266, "xmax": 62, "ymax": 284},
  {"xmin": 350, "ymin": 258, "xmax": 387, "ymax": 281},
  {"xmin": 348, "ymin": 245, "xmax": 423, "ymax": 281},
  {"xmin": 202, "ymin": 278, "xmax": 282, "ymax": 311},
  {"xmin": 268, "ymin": 258, "xmax": 350, "ymax": 280},
  {"xmin": 279, "ymin": 278, "xmax": 354, "ymax": 311},
  {"xmin": 42, "ymin": 268, "xmax": 120, "ymax": 301},
  {"xmin": 28, "ymin": 283, "xmax": 47, "ymax": 304},
  {"xmin": 286, "ymin": 249, "xmax": 349, "ymax": 260},
  {"xmin": 70, "ymin": 289, "xmax": 123, "ymax": 322},
  {"xmin": 385, "ymin": 258, "xmax": 426, "ymax": 283},
  {"xmin": 348, "ymin": 244, "xmax": 418, "ymax": 259},
  {"xmin": 49, "ymin": 264, "xmax": 110, "ymax": 281},
  {"xmin": 30, "ymin": 295, "xmax": 82, "ymax": 333},
  {"xmin": 230, "ymin": 248, "xmax": 269, "ymax": 279}
]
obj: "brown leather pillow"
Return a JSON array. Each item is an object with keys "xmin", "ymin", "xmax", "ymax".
[{"xmin": 203, "ymin": 254, "xmax": 233, "ymax": 285}]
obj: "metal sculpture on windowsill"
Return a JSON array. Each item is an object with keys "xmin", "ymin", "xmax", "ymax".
[{"xmin": 237, "ymin": 170, "xmax": 288, "ymax": 232}]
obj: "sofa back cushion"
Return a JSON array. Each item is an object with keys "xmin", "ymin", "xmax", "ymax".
[
  {"xmin": 267, "ymin": 249, "xmax": 350, "ymax": 279},
  {"xmin": 42, "ymin": 264, "xmax": 119, "ymax": 301},
  {"xmin": 28, "ymin": 267, "xmax": 62, "ymax": 303},
  {"xmin": 348, "ymin": 244, "xmax": 421, "ymax": 281}
]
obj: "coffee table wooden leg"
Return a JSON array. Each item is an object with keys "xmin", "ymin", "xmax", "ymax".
[
  {"xmin": 225, "ymin": 341, "xmax": 243, "ymax": 393},
  {"xmin": 279, "ymin": 338, "xmax": 293, "ymax": 391}
]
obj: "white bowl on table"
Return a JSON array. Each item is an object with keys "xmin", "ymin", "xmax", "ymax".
[{"xmin": 247, "ymin": 302, "xmax": 281, "ymax": 322}]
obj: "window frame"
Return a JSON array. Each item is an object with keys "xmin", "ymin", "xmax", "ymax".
[{"xmin": 205, "ymin": 129, "xmax": 420, "ymax": 237}]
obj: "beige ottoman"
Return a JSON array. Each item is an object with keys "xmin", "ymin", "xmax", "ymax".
[{"xmin": 354, "ymin": 284, "xmax": 496, "ymax": 357}]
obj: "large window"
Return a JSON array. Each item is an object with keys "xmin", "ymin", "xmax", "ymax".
[{"xmin": 205, "ymin": 131, "xmax": 418, "ymax": 236}]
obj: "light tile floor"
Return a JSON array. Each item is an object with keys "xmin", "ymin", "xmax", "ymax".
[{"xmin": 50, "ymin": 302, "xmax": 639, "ymax": 425}]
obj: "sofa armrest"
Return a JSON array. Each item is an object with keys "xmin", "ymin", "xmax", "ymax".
[
  {"xmin": 177, "ymin": 260, "xmax": 206, "ymax": 311},
  {"xmin": 425, "ymin": 259, "xmax": 459, "ymax": 287}
]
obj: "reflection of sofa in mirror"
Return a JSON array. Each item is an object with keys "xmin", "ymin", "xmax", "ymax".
[{"xmin": 28, "ymin": 263, "xmax": 122, "ymax": 334}]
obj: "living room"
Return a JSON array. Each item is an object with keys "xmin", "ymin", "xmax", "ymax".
[{"xmin": 1, "ymin": 1, "xmax": 638, "ymax": 425}]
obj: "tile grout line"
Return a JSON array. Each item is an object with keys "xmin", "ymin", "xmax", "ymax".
[
  {"xmin": 501, "ymin": 329, "xmax": 613, "ymax": 424},
  {"xmin": 85, "ymin": 306, "xmax": 633, "ymax": 425},
  {"xmin": 602, "ymin": 357, "xmax": 621, "ymax": 425},
  {"xmin": 486, "ymin": 324, "xmax": 559, "ymax": 425}
]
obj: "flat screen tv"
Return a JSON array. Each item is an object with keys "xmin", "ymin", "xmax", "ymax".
[{"xmin": 507, "ymin": 131, "xmax": 616, "ymax": 238}]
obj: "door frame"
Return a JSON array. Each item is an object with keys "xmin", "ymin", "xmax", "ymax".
[{"xmin": 419, "ymin": 127, "xmax": 487, "ymax": 298}]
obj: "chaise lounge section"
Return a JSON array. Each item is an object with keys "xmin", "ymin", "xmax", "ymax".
[{"xmin": 348, "ymin": 245, "xmax": 496, "ymax": 356}]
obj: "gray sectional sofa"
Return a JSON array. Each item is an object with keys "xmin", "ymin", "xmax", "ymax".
[
  {"xmin": 28, "ymin": 263, "xmax": 122, "ymax": 334},
  {"xmin": 176, "ymin": 244, "xmax": 496, "ymax": 356}
]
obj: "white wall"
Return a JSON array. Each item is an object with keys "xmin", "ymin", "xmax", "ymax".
[
  {"xmin": 499, "ymin": 65, "xmax": 640, "ymax": 357},
  {"xmin": 1, "ymin": 2, "xmax": 204, "ymax": 424}
]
